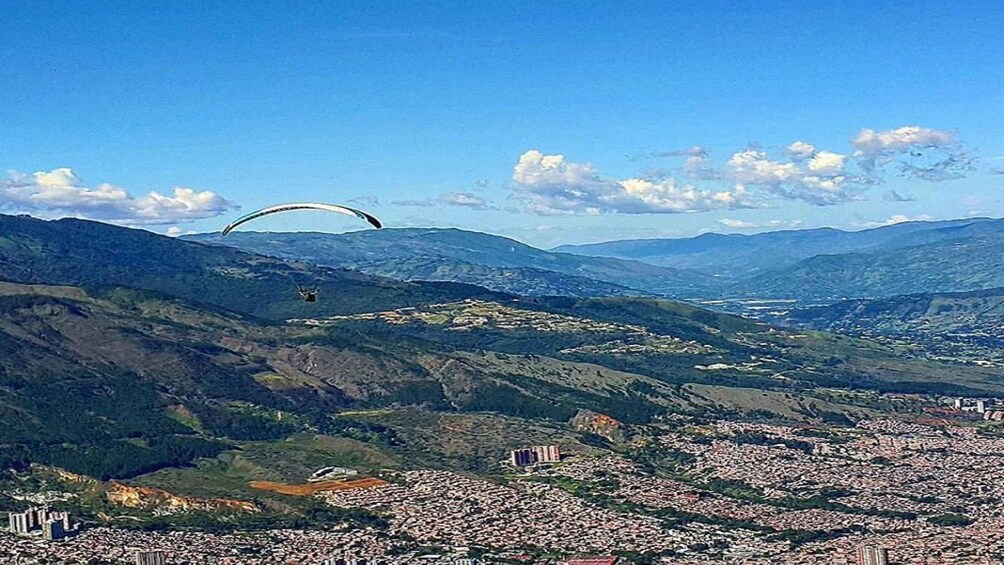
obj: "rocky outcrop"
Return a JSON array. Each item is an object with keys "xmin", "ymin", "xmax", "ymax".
[
  {"xmin": 569, "ymin": 409, "xmax": 627, "ymax": 442},
  {"xmin": 106, "ymin": 482, "xmax": 259, "ymax": 514}
]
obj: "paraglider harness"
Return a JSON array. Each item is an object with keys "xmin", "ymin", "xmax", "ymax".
[{"xmin": 297, "ymin": 285, "xmax": 319, "ymax": 302}]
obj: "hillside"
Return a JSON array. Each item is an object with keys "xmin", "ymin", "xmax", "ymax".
[
  {"xmin": 0, "ymin": 215, "xmax": 505, "ymax": 320},
  {"xmin": 3, "ymin": 216, "xmax": 1004, "ymax": 533},
  {"xmin": 0, "ymin": 281, "xmax": 904, "ymax": 483},
  {"xmin": 735, "ymin": 232, "xmax": 1004, "ymax": 301},
  {"xmin": 779, "ymin": 287, "xmax": 1004, "ymax": 362},
  {"xmin": 554, "ymin": 218, "xmax": 1004, "ymax": 278},
  {"xmin": 186, "ymin": 229, "xmax": 719, "ymax": 298},
  {"xmin": 183, "ymin": 220, "xmax": 1004, "ymax": 305}
]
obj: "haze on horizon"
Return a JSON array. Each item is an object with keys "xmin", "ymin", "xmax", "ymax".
[{"xmin": 2, "ymin": 1, "xmax": 1002, "ymax": 247}]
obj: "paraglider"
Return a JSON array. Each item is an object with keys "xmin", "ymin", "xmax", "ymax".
[
  {"xmin": 221, "ymin": 202, "xmax": 382, "ymax": 236},
  {"xmin": 296, "ymin": 285, "xmax": 319, "ymax": 302},
  {"xmin": 220, "ymin": 202, "xmax": 382, "ymax": 303}
]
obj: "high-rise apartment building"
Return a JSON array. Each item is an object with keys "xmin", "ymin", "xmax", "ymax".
[
  {"xmin": 857, "ymin": 545, "xmax": 889, "ymax": 565},
  {"xmin": 135, "ymin": 549, "xmax": 167, "ymax": 565},
  {"xmin": 510, "ymin": 445, "xmax": 561, "ymax": 466}
]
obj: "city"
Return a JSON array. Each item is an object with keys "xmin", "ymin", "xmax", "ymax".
[
  {"xmin": 2, "ymin": 2, "xmax": 1004, "ymax": 564},
  {"xmin": 5, "ymin": 417, "xmax": 1004, "ymax": 563}
]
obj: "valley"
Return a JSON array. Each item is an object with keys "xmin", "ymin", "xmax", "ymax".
[{"xmin": 3, "ymin": 215, "xmax": 1004, "ymax": 563}]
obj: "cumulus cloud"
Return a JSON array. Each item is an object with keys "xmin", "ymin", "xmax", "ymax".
[
  {"xmin": 724, "ymin": 148, "xmax": 856, "ymax": 205},
  {"xmin": 859, "ymin": 214, "xmax": 933, "ymax": 228},
  {"xmin": 786, "ymin": 141, "xmax": 816, "ymax": 160},
  {"xmin": 767, "ymin": 219, "xmax": 804, "ymax": 228},
  {"xmin": 511, "ymin": 150, "xmax": 753, "ymax": 215},
  {"xmin": 438, "ymin": 191, "xmax": 494, "ymax": 209},
  {"xmin": 717, "ymin": 218, "xmax": 803, "ymax": 230},
  {"xmin": 851, "ymin": 126, "xmax": 972, "ymax": 180},
  {"xmin": 718, "ymin": 218, "xmax": 758, "ymax": 229},
  {"xmin": 394, "ymin": 191, "xmax": 497, "ymax": 210},
  {"xmin": 807, "ymin": 151, "xmax": 846, "ymax": 175},
  {"xmin": 507, "ymin": 125, "xmax": 975, "ymax": 216},
  {"xmin": 165, "ymin": 226, "xmax": 196, "ymax": 237},
  {"xmin": 0, "ymin": 168, "xmax": 236, "ymax": 225}
]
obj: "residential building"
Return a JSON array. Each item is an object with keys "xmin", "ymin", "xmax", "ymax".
[
  {"xmin": 510, "ymin": 448, "xmax": 534, "ymax": 467},
  {"xmin": 510, "ymin": 445, "xmax": 561, "ymax": 467},
  {"xmin": 857, "ymin": 545, "xmax": 889, "ymax": 565},
  {"xmin": 42, "ymin": 520, "xmax": 65, "ymax": 541},
  {"xmin": 8, "ymin": 512, "xmax": 29, "ymax": 534},
  {"xmin": 136, "ymin": 549, "xmax": 167, "ymax": 565},
  {"xmin": 532, "ymin": 445, "xmax": 561, "ymax": 463}
]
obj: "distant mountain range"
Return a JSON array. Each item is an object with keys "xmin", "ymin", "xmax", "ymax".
[
  {"xmin": 732, "ymin": 230, "xmax": 1004, "ymax": 300},
  {"xmin": 554, "ymin": 218, "xmax": 1004, "ymax": 279},
  {"xmin": 187, "ymin": 228, "xmax": 719, "ymax": 298},
  {"xmin": 783, "ymin": 286, "xmax": 1004, "ymax": 335},
  {"xmin": 188, "ymin": 218, "xmax": 1004, "ymax": 303},
  {"xmin": 776, "ymin": 287, "xmax": 1004, "ymax": 362}
]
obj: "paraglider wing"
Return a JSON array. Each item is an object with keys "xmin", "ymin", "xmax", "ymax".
[{"xmin": 221, "ymin": 202, "xmax": 382, "ymax": 235}]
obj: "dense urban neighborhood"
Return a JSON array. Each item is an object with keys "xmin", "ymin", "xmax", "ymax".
[{"xmin": 6, "ymin": 417, "xmax": 1004, "ymax": 564}]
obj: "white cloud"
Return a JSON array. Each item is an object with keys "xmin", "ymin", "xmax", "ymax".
[
  {"xmin": 859, "ymin": 214, "xmax": 933, "ymax": 228},
  {"xmin": 786, "ymin": 141, "xmax": 816, "ymax": 160},
  {"xmin": 1, "ymin": 168, "xmax": 236, "ymax": 225},
  {"xmin": 511, "ymin": 150, "xmax": 753, "ymax": 215},
  {"xmin": 724, "ymin": 148, "xmax": 855, "ymax": 205},
  {"xmin": 852, "ymin": 126, "xmax": 954, "ymax": 156},
  {"xmin": 33, "ymin": 167, "xmax": 84, "ymax": 188},
  {"xmin": 807, "ymin": 151, "xmax": 846, "ymax": 174},
  {"xmin": 718, "ymin": 218, "xmax": 758, "ymax": 229},
  {"xmin": 727, "ymin": 149, "xmax": 801, "ymax": 185},
  {"xmin": 767, "ymin": 219, "xmax": 804, "ymax": 228},
  {"xmin": 437, "ymin": 191, "xmax": 493, "ymax": 209},
  {"xmin": 851, "ymin": 126, "xmax": 971, "ymax": 180},
  {"xmin": 508, "ymin": 124, "xmax": 975, "ymax": 216},
  {"xmin": 165, "ymin": 226, "xmax": 196, "ymax": 237}
]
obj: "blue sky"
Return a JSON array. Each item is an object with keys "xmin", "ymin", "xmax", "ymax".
[{"xmin": 2, "ymin": 1, "xmax": 1002, "ymax": 246}]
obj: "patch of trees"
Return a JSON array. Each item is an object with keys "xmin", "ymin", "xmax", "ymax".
[
  {"xmin": 459, "ymin": 384, "xmax": 578, "ymax": 421},
  {"xmin": 190, "ymin": 404, "xmax": 299, "ymax": 441},
  {"xmin": 322, "ymin": 418, "xmax": 403, "ymax": 446},
  {"xmin": 31, "ymin": 436, "xmax": 228, "ymax": 480},
  {"xmin": 927, "ymin": 513, "xmax": 974, "ymax": 527},
  {"xmin": 366, "ymin": 381, "xmax": 451, "ymax": 410}
]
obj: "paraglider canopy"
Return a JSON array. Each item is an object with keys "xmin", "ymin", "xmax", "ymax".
[{"xmin": 221, "ymin": 202, "xmax": 382, "ymax": 236}]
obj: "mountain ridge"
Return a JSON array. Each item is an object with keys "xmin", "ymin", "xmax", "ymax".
[{"xmin": 185, "ymin": 228, "xmax": 720, "ymax": 298}]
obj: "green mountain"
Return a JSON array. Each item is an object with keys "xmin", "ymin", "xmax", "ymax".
[
  {"xmin": 3, "ymin": 214, "xmax": 1003, "ymax": 520},
  {"xmin": 0, "ymin": 215, "xmax": 505, "ymax": 320},
  {"xmin": 186, "ymin": 228, "xmax": 720, "ymax": 298},
  {"xmin": 554, "ymin": 218, "xmax": 1004, "ymax": 279},
  {"xmin": 735, "ymin": 232, "xmax": 1004, "ymax": 301},
  {"xmin": 779, "ymin": 287, "xmax": 1004, "ymax": 361},
  {"xmin": 185, "ymin": 220, "xmax": 1004, "ymax": 304}
]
